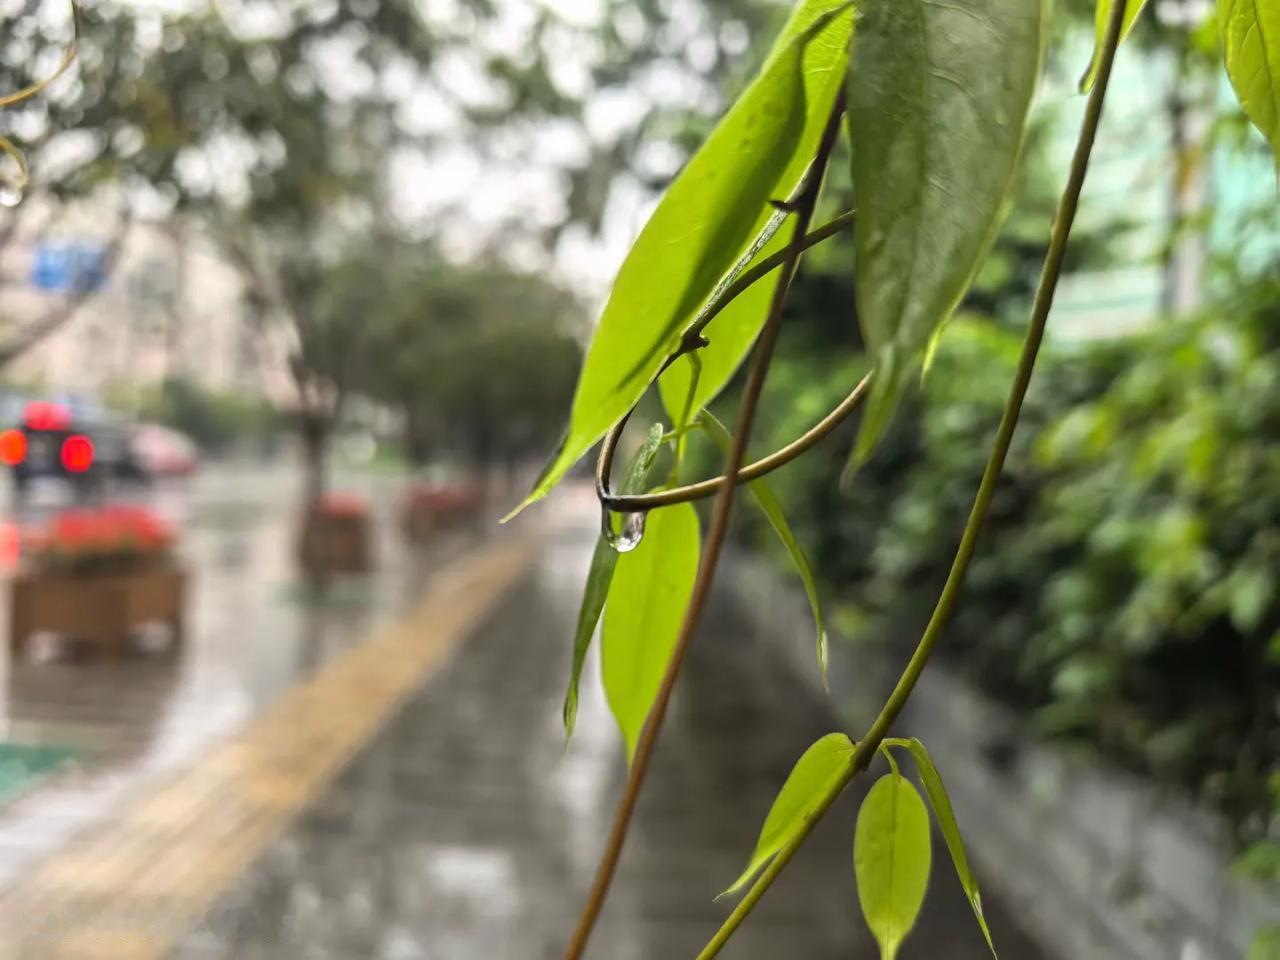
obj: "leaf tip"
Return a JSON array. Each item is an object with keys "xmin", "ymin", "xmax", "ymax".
[
  {"xmin": 845, "ymin": 348, "xmax": 901, "ymax": 481},
  {"xmin": 562, "ymin": 693, "xmax": 578, "ymax": 741},
  {"xmin": 1077, "ymin": 59, "xmax": 1098, "ymax": 95},
  {"xmin": 717, "ymin": 857, "xmax": 769, "ymax": 902},
  {"xmin": 498, "ymin": 500, "xmax": 532, "ymax": 524}
]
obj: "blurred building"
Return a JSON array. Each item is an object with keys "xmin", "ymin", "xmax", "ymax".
[
  {"xmin": 0, "ymin": 197, "xmax": 292, "ymax": 405},
  {"xmin": 1045, "ymin": 10, "xmax": 1275, "ymax": 341}
]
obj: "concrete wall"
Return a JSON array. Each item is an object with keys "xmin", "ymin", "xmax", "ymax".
[{"xmin": 728, "ymin": 555, "xmax": 1276, "ymax": 960}]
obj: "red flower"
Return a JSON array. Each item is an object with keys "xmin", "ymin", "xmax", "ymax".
[
  {"xmin": 318, "ymin": 492, "xmax": 368, "ymax": 517},
  {"xmin": 27, "ymin": 505, "xmax": 177, "ymax": 571}
]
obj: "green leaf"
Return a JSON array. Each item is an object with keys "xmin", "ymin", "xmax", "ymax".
[
  {"xmin": 562, "ymin": 423, "xmax": 666, "ymax": 740},
  {"xmin": 507, "ymin": 0, "xmax": 854, "ymax": 521},
  {"xmin": 854, "ymin": 773, "xmax": 932, "ymax": 960},
  {"xmin": 1246, "ymin": 925, "xmax": 1280, "ymax": 960},
  {"xmin": 1220, "ymin": 0, "xmax": 1280, "ymax": 164},
  {"xmin": 1080, "ymin": 0, "xmax": 1150, "ymax": 93},
  {"xmin": 846, "ymin": 0, "xmax": 1046, "ymax": 463},
  {"xmin": 896, "ymin": 738, "xmax": 997, "ymax": 955},
  {"xmin": 601, "ymin": 501, "xmax": 700, "ymax": 761},
  {"xmin": 699, "ymin": 410, "xmax": 830, "ymax": 683},
  {"xmin": 723, "ymin": 733, "xmax": 855, "ymax": 897},
  {"xmin": 658, "ymin": 0, "xmax": 856, "ymax": 423}
]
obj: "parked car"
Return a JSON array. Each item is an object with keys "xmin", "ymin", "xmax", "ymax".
[
  {"xmin": 0, "ymin": 399, "xmax": 150, "ymax": 501},
  {"xmin": 130, "ymin": 424, "xmax": 199, "ymax": 478}
]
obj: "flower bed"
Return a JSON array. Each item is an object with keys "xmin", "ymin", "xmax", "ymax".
[
  {"xmin": 298, "ymin": 493, "xmax": 373, "ymax": 574},
  {"xmin": 25, "ymin": 505, "xmax": 176, "ymax": 575},
  {"xmin": 10, "ymin": 506, "xmax": 186, "ymax": 656}
]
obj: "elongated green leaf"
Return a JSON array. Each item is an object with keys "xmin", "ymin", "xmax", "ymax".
[
  {"xmin": 854, "ymin": 773, "xmax": 932, "ymax": 960},
  {"xmin": 659, "ymin": 1, "xmax": 856, "ymax": 423},
  {"xmin": 601, "ymin": 501, "xmax": 700, "ymax": 761},
  {"xmin": 898, "ymin": 738, "xmax": 996, "ymax": 955},
  {"xmin": 1220, "ymin": 0, "xmax": 1280, "ymax": 164},
  {"xmin": 846, "ymin": 0, "xmax": 1046, "ymax": 464},
  {"xmin": 1080, "ymin": 0, "xmax": 1150, "ymax": 92},
  {"xmin": 506, "ymin": 1, "xmax": 854, "ymax": 521},
  {"xmin": 723, "ymin": 733, "xmax": 855, "ymax": 897},
  {"xmin": 562, "ymin": 424, "xmax": 666, "ymax": 739},
  {"xmin": 699, "ymin": 411, "xmax": 830, "ymax": 683}
]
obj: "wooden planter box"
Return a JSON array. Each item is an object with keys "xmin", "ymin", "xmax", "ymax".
[
  {"xmin": 401, "ymin": 503, "xmax": 437, "ymax": 544},
  {"xmin": 298, "ymin": 510, "xmax": 373, "ymax": 574},
  {"xmin": 10, "ymin": 564, "xmax": 187, "ymax": 657}
]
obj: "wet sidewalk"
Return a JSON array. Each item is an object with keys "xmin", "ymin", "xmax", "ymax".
[
  {"xmin": 0, "ymin": 463, "xmax": 469, "ymax": 895},
  {"xmin": 173, "ymin": 494, "xmax": 1049, "ymax": 960}
]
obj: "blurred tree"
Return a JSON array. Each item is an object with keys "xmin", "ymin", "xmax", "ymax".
[
  {"xmin": 356, "ymin": 247, "xmax": 582, "ymax": 478},
  {"xmin": 127, "ymin": 375, "xmax": 281, "ymax": 455},
  {"xmin": 0, "ymin": 0, "xmax": 787, "ymax": 503}
]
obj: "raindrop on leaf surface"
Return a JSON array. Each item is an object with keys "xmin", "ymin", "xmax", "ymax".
[
  {"xmin": 0, "ymin": 181, "xmax": 23, "ymax": 208},
  {"xmin": 601, "ymin": 509, "xmax": 647, "ymax": 553}
]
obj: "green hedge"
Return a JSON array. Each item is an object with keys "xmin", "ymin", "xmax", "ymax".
[{"xmin": 738, "ymin": 311, "xmax": 1278, "ymax": 854}]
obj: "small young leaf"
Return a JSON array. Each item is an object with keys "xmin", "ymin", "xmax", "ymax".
[
  {"xmin": 659, "ymin": 0, "xmax": 856, "ymax": 422},
  {"xmin": 699, "ymin": 411, "xmax": 830, "ymax": 683},
  {"xmin": 562, "ymin": 424, "xmax": 666, "ymax": 739},
  {"xmin": 723, "ymin": 732, "xmax": 855, "ymax": 897},
  {"xmin": 846, "ymin": 0, "xmax": 1046, "ymax": 464},
  {"xmin": 898, "ymin": 738, "xmax": 997, "ymax": 955},
  {"xmin": 507, "ymin": 0, "xmax": 853, "ymax": 521},
  {"xmin": 1220, "ymin": 0, "xmax": 1280, "ymax": 164},
  {"xmin": 1080, "ymin": 0, "xmax": 1151, "ymax": 93},
  {"xmin": 601, "ymin": 501, "xmax": 700, "ymax": 761},
  {"xmin": 854, "ymin": 773, "xmax": 932, "ymax": 960}
]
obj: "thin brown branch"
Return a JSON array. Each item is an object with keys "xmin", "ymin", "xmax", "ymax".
[
  {"xmin": 561, "ymin": 91, "xmax": 847, "ymax": 960},
  {"xmin": 675, "ymin": 208, "xmax": 855, "ymax": 355},
  {"xmin": 695, "ymin": 0, "xmax": 1130, "ymax": 953}
]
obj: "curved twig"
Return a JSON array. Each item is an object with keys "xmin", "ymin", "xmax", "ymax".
[
  {"xmin": 591, "ymin": 208, "xmax": 857, "ymax": 514},
  {"xmin": 694, "ymin": 1, "xmax": 1130, "ymax": 955},
  {"xmin": 596, "ymin": 370, "xmax": 874, "ymax": 512},
  {"xmin": 0, "ymin": 1, "xmax": 78, "ymax": 109}
]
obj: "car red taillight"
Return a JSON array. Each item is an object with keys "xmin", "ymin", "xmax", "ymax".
[
  {"xmin": 60, "ymin": 434, "xmax": 93, "ymax": 473},
  {"xmin": 23, "ymin": 402, "xmax": 70, "ymax": 431},
  {"xmin": 0, "ymin": 429, "xmax": 26, "ymax": 466}
]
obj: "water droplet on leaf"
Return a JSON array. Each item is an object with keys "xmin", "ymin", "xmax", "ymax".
[
  {"xmin": 602, "ymin": 509, "xmax": 647, "ymax": 553},
  {"xmin": 0, "ymin": 181, "xmax": 23, "ymax": 208}
]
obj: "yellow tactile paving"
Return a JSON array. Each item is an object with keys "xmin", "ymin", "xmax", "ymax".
[{"xmin": 0, "ymin": 537, "xmax": 534, "ymax": 960}]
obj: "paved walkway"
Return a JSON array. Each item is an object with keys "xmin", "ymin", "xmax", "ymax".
[
  {"xmin": 164, "ymin": 496, "xmax": 1049, "ymax": 960},
  {"xmin": 0, "ymin": 464, "xmax": 445, "ymax": 894}
]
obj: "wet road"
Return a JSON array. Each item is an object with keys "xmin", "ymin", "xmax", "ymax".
[{"xmin": 179, "ymin": 491, "xmax": 1049, "ymax": 960}]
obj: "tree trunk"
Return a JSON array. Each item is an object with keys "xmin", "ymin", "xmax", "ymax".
[
  {"xmin": 298, "ymin": 411, "xmax": 332, "ymax": 591},
  {"xmin": 402, "ymin": 402, "xmax": 431, "ymax": 467},
  {"xmin": 299, "ymin": 412, "xmax": 330, "ymax": 512}
]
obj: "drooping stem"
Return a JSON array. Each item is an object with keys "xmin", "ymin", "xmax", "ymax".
[
  {"xmin": 696, "ymin": 3, "xmax": 1129, "ymax": 956},
  {"xmin": 598, "ymin": 369, "xmax": 873, "ymax": 512},
  {"xmin": 592, "ymin": 208, "xmax": 858, "ymax": 506},
  {"xmin": 561, "ymin": 94, "xmax": 848, "ymax": 960}
]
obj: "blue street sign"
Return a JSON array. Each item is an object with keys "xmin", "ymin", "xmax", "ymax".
[{"xmin": 31, "ymin": 241, "xmax": 107, "ymax": 293}]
